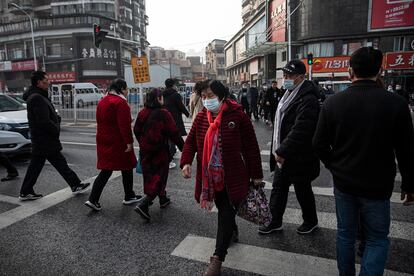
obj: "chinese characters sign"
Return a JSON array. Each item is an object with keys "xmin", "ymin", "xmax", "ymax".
[
  {"xmin": 81, "ymin": 47, "xmax": 117, "ymax": 67},
  {"xmin": 48, "ymin": 72, "xmax": 76, "ymax": 83},
  {"xmin": 384, "ymin": 51, "xmax": 414, "ymax": 70},
  {"xmin": 131, "ymin": 57, "xmax": 150, "ymax": 83},
  {"xmin": 369, "ymin": 0, "xmax": 414, "ymax": 31},
  {"xmin": 11, "ymin": 60, "xmax": 38, "ymax": 71},
  {"xmin": 268, "ymin": 0, "xmax": 286, "ymax": 42},
  {"xmin": 302, "ymin": 56, "xmax": 351, "ymax": 73}
]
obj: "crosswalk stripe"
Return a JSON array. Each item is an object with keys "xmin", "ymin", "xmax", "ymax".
[
  {"xmin": 0, "ymin": 172, "xmax": 122, "ymax": 230},
  {"xmin": 262, "ymin": 181, "xmax": 404, "ymax": 204},
  {"xmin": 0, "ymin": 194, "xmax": 20, "ymax": 205},
  {"xmin": 211, "ymin": 206, "xmax": 413, "ymax": 241},
  {"xmin": 171, "ymin": 235, "xmax": 410, "ymax": 276}
]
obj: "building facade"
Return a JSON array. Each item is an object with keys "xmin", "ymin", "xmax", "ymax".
[
  {"xmin": 0, "ymin": 0, "xmax": 149, "ymax": 92},
  {"xmin": 205, "ymin": 39, "xmax": 226, "ymax": 82}
]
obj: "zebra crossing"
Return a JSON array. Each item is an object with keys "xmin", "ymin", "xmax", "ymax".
[{"xmin": 170, "ymin": 147, "xmax": 414, "ymax": 275}]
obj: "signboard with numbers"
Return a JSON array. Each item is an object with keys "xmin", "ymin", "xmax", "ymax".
[{"xmin": 131, "ymin": 56, "xmax": 150, "ymax": 83}]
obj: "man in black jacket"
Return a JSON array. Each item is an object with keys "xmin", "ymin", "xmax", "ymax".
[
  {"xmin": 259, "ymin": 60, "xmax": 320, "ymax": 235},
  {"xmin": 19, "ymin": 71, "xmax": 89, "ymax": 200},
  {"xmin": 248, "ymin": 83, "xmax": 259, "ymax": 120},
  {"xmin": 313, "ymin": 47, "xmax": 414, "ymax": 275},
  {"xmin": 162, "ymin": 78, "xmax": 189, "ymax": 169},
  {"xmin": 264, "ymin": 81, "xmax": 282, "ymax": 124}
]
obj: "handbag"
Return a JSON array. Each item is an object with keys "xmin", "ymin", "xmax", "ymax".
[
  {"xmin": 136, "ymin": 152, "xmax": 142, "ymax": 174},
  {"xmin": 237, "ymin": 182, "xmax": 272, "ymax": 226}
]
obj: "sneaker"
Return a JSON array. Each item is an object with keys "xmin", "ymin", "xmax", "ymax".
[
  {"xmin": 169, "ymin": 162, "xmax": 176, "ymax": 169},
  {"xmin": 72, "ymin": 182, "xmax": 91, "ymax": 195},
  {"xmin": 1, "ymin": 172, "xmax": 18, "ymax": 182},
  {"xmin": 122, "ymin": 195, "xmax": 143, "ymax": 205},
  {"xmin": 84, "ymin": 200, "xmax": 102, "ymax": 211},
  {"xmin": 135, "ymin": 204, "xmax": 150, "ymax": 221},
  {"xmin": 296, "ymin": 222, "xmax": 318, "ymax": 234},
  {"xmin": 19, "ymin": 192, "xmax": 43, "ymax": 201},
  {"xmin": 258, "ymin": 222, "xmax": 283, "ymax": 235},
  {"xmin": 159, "ymin": 196, "xmax": 171, "ymax": 208}
]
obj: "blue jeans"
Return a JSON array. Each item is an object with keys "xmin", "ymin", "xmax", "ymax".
[{"xmin": 334, "ymin": 188, "xmax": 390, "ymax": 276}]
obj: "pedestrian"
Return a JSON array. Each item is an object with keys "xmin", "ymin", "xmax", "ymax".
[
  {"xmin": 0, "ymin": 152, "xmax": 18, "ymax": 182},
  {"xmin": 258, "ymin": 83, "xmax": 267, "ymax": 120},
  {"xmin": 239, "ymin": 82, "xmax": 250, "ymax": 116},
  {"xmin": 259, "ymin": 60, "xmax": 320, "ymax": 235},
  {"xmin": 84, "ymin": 78, "xmax": 141, "ymax": 211},
  {"xmin": 162, "ymin": 78, "xmax": 189, "ymax": 169},
  {"xmin": 264, "ymin": 81, "xmax": 282, "ymax": 124},
  {"xmin": 248, "ymin": 83, "xmax": 259, "ymax": 120},
  {"xmin": 189, "ymin": 81, "xmax": 204, "ymax": 121},
  {"xmin": 133, "ymin": 88, "xmax": 184, "ymax": 221},
  {"xmin": 19, "ymin": 71, "xmax": 90, "ymax": 201},
  {"xmin": 180, "ymin": 80, "xmax": 263, "ymax": 276},
  {"xmin": 313, "ymin": 47, "xmax": 414, "ymax": 275},
  {"xmin": 395, "ymin": 84, "xmax": 410, "ymax": 105}
]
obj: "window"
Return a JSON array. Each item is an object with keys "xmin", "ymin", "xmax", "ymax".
[
  {"xmin": 394, "ymin": 36, "xmax": 405, "ymax": 51},
  {"xmin": 282, "ymin": 51, "xmax": 287, "ymax": 62}
]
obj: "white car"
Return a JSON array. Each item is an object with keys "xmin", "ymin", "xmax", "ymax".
[{"xmin": 0, "ymin": 94, "xmax": 31, "ymax": 156}]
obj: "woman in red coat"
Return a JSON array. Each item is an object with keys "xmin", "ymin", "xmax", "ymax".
[
  {"xmin": 134, "ymin": 88, "xmax": 184, "ymax": 221},
  {"xmin": 84, "ymin": 79, "xmax": 141, "ymax": 211},
  {"xmin": 180, "ymin": 80, "xmax": 263, "ymax": 276}
]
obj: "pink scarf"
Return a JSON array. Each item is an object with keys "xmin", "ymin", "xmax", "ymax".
[{"xmin": 200, "ymin": 103, "xmax": 227, "ymax": 210}]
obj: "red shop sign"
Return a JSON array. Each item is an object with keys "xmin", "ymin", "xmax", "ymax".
[
  {"xmin": 384, "ymin": 51, "xmax": 414, "ymax": 70},
  {"xmin": 48, "ymin": 72, "xmax": 76, "ymax": 83},
  {"xmin": 11, "ymin": 60, "xmax": 38, "ymax": 71}
]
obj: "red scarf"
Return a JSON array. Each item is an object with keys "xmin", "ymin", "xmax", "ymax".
[{"xmin": 200, "ymin": 102, "xmax": 227, "ymax": 210}]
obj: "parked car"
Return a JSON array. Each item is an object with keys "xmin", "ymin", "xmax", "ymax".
[
  {"xmin": 51, "ymin": 83, "xmax": 103, "ymax": 108},
  {"xmin": 0, "ymin": 94, "xmax": 31, "ymax": 156},
  {"xmin": 8, "ymin": 93, "xmax": 26, "ymax": 107}
]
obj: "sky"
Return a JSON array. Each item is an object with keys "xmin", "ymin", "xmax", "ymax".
[{"xmin": 146, "ymin": 0, "xmax": 242, "ymax": 57}]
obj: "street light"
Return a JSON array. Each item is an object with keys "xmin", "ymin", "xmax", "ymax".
[{"xmin": 9, "ymin": 2, "xmax": 37, "ymax": 70}]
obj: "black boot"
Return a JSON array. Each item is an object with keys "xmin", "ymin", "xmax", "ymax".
[{"xmin": 135, "ymin": 196, "xmax": 152, "ymax": 221}]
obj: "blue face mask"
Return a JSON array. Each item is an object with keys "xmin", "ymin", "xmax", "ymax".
[
  {"xmin": 282, "ymin": 79, "xmax": 295, "ymax": 90},
  {"xmin": 203, "ymin": 97, "xmax": 221, "ymax": 112}
]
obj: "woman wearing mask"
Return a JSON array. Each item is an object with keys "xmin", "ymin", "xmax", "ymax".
[
  {"xmin": 189, "ymin": 81, "xmax": 204, "ymax": 121},
  {"xmin": 180, "ymin": 80, "xmax": 263, "ymax": 276},
  {"xmin": 134, "ymin": 89, "xmax": 184, "ymax": 221},
  {"xmin": 84, "ymin": 78, "xmax": 141, "ymax": 211}
]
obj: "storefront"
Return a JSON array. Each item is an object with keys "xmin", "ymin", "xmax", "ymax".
[{"xmin": 383, "ymin": 51, "xmax": 414, "ymax": 94}]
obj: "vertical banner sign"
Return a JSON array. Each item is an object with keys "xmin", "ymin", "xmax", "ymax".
[{"xmin": 131, "ymin": 57, "xmax": 150, "ymax": 83}]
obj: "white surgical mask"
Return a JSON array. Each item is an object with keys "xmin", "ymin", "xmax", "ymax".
[
  {"xmin": 203, "ymin": 97, "xmax": 221, "ymax": 112},
  {"xmin": 282, "ymin": 79, "xmax": 295, "ymax": 90}
]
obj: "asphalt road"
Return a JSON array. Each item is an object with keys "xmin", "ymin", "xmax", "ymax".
[{"xmin": 0, "ymin": 120, "xmax": 413, "ymax": 276}]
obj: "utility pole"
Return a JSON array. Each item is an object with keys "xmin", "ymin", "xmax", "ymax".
[{"xmin": 287, "ymin": 0, "xmax": 291, "ymax": 61}]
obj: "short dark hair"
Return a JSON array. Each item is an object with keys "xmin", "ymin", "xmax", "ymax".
[
  {"xmin": 109, "ymin": 78, "xmax": 127, "ymax": 94},
  {"xmin": 202, "ymin": 79, "xmax": 229, "ymax": 100},
  {"xmin": 165, "ymin": 78, "xmax": 175, "ymax": 88},
  {"xmin": 145, "ymin": 88, "xmax": 163, "ymax": 108},
  {"xmin": 350, "ymin": 47, "xmax": 383, "ymax": 78},
  {"xmin": 193, "ymin": 81, "xmax": 203, "ymax": 96},
  {"xmin": 31, "ymin": 71, "xmax": 47, "ymax": 87}
]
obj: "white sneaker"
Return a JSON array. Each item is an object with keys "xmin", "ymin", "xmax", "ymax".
[{"xmin": 169, "ymin": 162, "xmax": 177, "ymax": 169}]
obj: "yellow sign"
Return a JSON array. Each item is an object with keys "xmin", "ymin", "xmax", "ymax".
[{"xmin": 131, "ymin": 56, "xmax": 150, "ymax": 83}]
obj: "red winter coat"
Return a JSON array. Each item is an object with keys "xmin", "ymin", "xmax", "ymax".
[
  {"xmin": 180, "ymin": 99, "xmax": 263, "ymax": 206},
  {"xmin": 96, "ymin": 93, "xmax": 137, "ymax": 170}
]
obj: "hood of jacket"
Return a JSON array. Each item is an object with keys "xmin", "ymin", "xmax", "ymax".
[
  {"xmin": 23, "ymin": 86, "xmax": 48, "ymax": 101},
  {"xmin": 163, "ymin": 88, "xmax": 177, "ymax": 97}
]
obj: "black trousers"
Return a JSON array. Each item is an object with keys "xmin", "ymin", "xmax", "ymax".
[
  {"xmin": 20, "ymin": 152, "xmax": 81, "ymax": 195},
  {"xmin": 168, "ymin": 141, "xmax": 176, "ymax": 162},
  {"xmin": 241, "ymin": 98, "xmax": 250, "ymax": 116},
  {"xmin": 249, "ymin": 103, "xmax": 259, "ymax": 119},
  {"xmin": 88, "ymin": 169, "xmax": 136, "ymax": 203},
  {"xmin": 0, "ymin": 153, "xmax": 18, "ymax": 175},
  {"xmin": 269, "ymin": 167, "xmax": 318, "ymax": 226},
  {"xmin": 214, "ymin": 190, "xmax": 238, "ymax": 262}
]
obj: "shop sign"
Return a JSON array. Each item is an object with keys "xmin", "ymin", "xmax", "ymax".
[
  {"xmin": 268, "ymin": 0, "xmax": 286, "ymax": 42},
  {"xmin": 81, "ymin": 48, "xmax": 117, "ymax": 67},
  {"xmin": 302, "ymin": 56, "xmax": 350, "ymax": 73},
  {"xmin": 11, "ymin": 60, "xmax": 38, "ymax": 71},
  {"xmin": 384, "ymin": 51, "xmax": 414, "ymax": 70},
  {"xmin": 48, "ymin": 72, "xmax": 76, "ymax": 83}
]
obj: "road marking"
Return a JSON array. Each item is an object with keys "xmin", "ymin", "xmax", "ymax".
[
  {"xmin": 262, "ymin": 181, "xmax": 403, "ymax": 204},
  {"xmin": 210, "ymin": 205, "xmax": 413, "ymax": 241},
  {"xmin": 61, "ymin": 141, "xmax": 140, "ymax": 150},
  {"xmin": 0, "ymin": 194, "xmax": 20, "ymax": 205},
  {"xmin": 0, "ymin": 171, "xmax": 121, "ymax": 230},
  {"xmin": 261, "ymin": 150, "xmax": 271, "ymax": 156},
  {"xmin": 78, "ymin": 132, "xmax": 96, "ymax": 136},
  {"xmin": 171, "ymin": 235, "xmax": 410, "ymax": 276}
]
